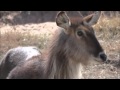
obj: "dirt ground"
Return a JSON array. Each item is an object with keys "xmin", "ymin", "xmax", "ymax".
[{"xmin": 0, "ymin": 11, "xmax": 120, "ymax": 79}]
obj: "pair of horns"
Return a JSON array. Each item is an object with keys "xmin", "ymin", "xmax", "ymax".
[{"xmin": 57, "ymin": 11, "xmax": 101, "ymax": 26}]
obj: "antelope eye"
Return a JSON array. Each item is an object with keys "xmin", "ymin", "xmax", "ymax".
[{"xmin": 77, "ymin": 30, "xmax": 83, "ymax": 36}]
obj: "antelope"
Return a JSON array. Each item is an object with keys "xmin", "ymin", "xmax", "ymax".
[
  {"xmin": 7, "ymin": 11, "xmax": 107, "ymax": 79},
  {"xmin": 0, "ymin": 46, "xmax": 41, "ymax": 79}
]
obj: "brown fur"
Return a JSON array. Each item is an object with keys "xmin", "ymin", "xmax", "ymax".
[
  {"xmin": 0, "ymin": 46, "xmax": 41, "ymax": 79},
  {"xmin": 7, "ymin": 11, "xmax": 106, "ymax": 79}
]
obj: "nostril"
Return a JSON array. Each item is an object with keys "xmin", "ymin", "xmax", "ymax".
[{"xmin": 100, "ymin": 54, "xmax": 107, "ymax": 61}]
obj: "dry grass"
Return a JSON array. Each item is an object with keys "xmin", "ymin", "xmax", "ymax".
[
  {"xmin": 0, "ymin": 16, "xmax": 120, "ymax": 79},
  {"xmin": 0, "ymin": 31, "xmax": 49, "ymax": 52},
  {"xmin": 0, "ymin": 23, "xmax": 53, "ymax": 60}
]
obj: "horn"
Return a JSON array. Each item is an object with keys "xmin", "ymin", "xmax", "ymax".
[
  {"xmin": 83, "ymin": 11, "xmax": 101, "ymax": 26},
  {"xmin": 88, "ymin": 11, "xmax": 101, "ymax": 26},
  {"xmin": 77, "ymin": 11, "xmax": 84, "ymax": 17},
  {"xmin": 77, "ymin": 11, "xmax": 89, "ymax": 26}
]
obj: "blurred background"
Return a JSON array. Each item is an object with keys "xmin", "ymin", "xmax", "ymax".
[{"xmin": 0, "ymin": 11, "xmax": 120, "ymax": 25}]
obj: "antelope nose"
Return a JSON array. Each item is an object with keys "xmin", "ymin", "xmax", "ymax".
[{"xmin": 99, "ymin": 53, "xmax": 107, "ymax": 61}]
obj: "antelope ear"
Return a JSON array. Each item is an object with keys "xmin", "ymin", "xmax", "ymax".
[
  {"xmin": 83, "ymin": 11, "xmax": 101, "ymax": 26},
  {"xmin": 56, "ymin": 11, "xmax": 71, "ymax": 30}
]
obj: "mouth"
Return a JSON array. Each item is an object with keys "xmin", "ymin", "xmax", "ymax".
[
  {"xmin": 91, "ymin": 54, "xmax": 107, "ymax": 63},
  {"xmin": 94, "ymin": 58, "xmax": 105, "ymax": 63},
  {"xmin": 87, "ymin": 56, "xmax": 106, "ymax": 65},
  {"xmin": 94, "ymin": 56, "xmax": 108, "ymax": 63}
]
